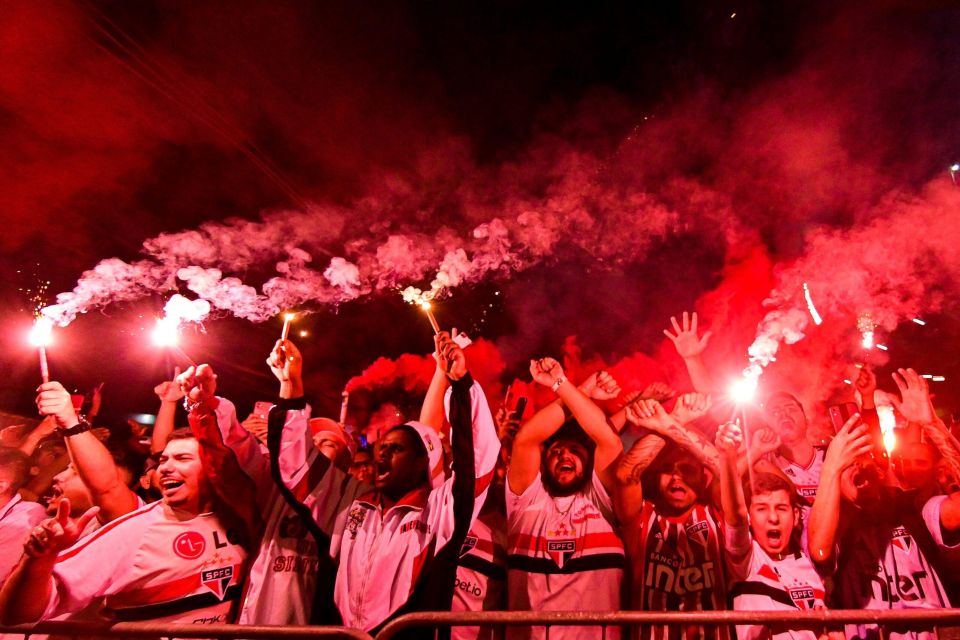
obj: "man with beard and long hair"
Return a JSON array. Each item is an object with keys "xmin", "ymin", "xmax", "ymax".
[{"xmin": 505, "ymin": 358, "xmax": 624, "ymax": 640}]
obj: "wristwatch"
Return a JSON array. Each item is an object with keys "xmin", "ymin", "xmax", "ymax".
[{"xmin": 59, "ymin": 418, "xmax": 92, "ymax": 437}]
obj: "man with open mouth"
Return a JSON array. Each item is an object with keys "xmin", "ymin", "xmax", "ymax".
[
  {"xmin": 505, "ymin": 360, "xmax": 625, "ymax": 640},
  {"xmin": 615, "ymin": 392, "xmax": 726, "ymax": 640},
  {"xmin": 0, "ymin": 386, "xmax": 249, "ymax": 628},
  {"xmin": 716, "ymin": 421, "xmax": 836, "ymax": 640}
]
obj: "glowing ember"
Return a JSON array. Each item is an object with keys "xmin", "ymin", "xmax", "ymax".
[
  {"xmin": 802, "ymin": 282, "xmax": 823, "ymax": 325},
  {"xmin": 152, "ymin": 318, "xmax": 180, "ymax": 347},
  {"xmin": 729, "ymin": 375, "xmax": 759, "ymax": 404},
  {"xmin": 876, "ymin": 343, "xmax": 888, "ymax": 351},
  {"xmin": 857, "ymin": 313, "xmax": 875, "ymax": 349},
  {"xmin": 877, "ymin": 405, "xmax": 897, "ymax": 454},
  {"xmin": 912, "ymin": 318, "xmax": 926, "ymax": 326},
  {"xmin": 401, "ymin": 287, "xmax": 441, "ymax": 335},
  {"xmin": 281, "ymin": 312, "xmax": 296, "ymax": 341},
  {"xmin": 153, "ymin": 295, "xmax": 210, "ymax": 348},
  {"xmin": 28, "ymin": 317, "xmax": 54, "ymax": 347}
]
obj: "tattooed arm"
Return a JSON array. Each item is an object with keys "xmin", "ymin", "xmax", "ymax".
[
  {"xmin": 614, "ymin": 433, "xmax": 667, "ymax": 522},
  {"xmin": 626, "ymin": 398, "xmax": 721, "ymax": 477}
]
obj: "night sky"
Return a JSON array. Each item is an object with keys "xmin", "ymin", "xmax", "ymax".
[{"xmin": 2, "ymin": 1, "xmax": 960, "ymax": 434}]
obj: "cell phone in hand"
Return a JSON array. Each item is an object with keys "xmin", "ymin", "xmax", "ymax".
[
  {"xmin": 513, "ymin": 397, "xmax": 528, "ymax": 419},
  {"xmin": 253, "ymin": 401, "xmax": 274, "ymax": 419},
  {"xmin": 828, "ymin": 402, "xmax": 859, "ymax": 433}
]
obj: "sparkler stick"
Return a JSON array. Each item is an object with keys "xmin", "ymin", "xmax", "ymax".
[
  {"xmin": 29, "ymin": 318, "xmax": 54, "ymax": 383},
  {"xmin": 281, "ymin": 312, "xmax": 296, "ymax": 341},
  {"xmin": 802, "ymin": 283, "xmax": 823, "ymax": 326},
  {"xmin": 339, "ymin": 391, "xmax": 350, "ymax": 426},
  {"xmin": 421, "ymin": 302, "xmax": 441, "ymax": 335}
]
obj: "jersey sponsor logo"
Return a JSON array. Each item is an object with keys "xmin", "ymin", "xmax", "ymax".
[
  {"xmin": 460, "ymin": 535, "xmax": 478, "ymax": 558},
  {"xmin": 173, "ymin": 531, "xmax": 206, "ymax": 559},
  {"xmin": 200, "ymin": 565, "xmax": 235, "ymax": 600},
  {"xmin": 546, "ymin": 539, "xmax": 576, "ymax": 568},
  {"xmin": 346, "ymin": 507, "xmax": 367, "ymax": 540},
  {"xmin": 645, "ymin": 554, "xmax": 716, "ymax": 596},
  {"xmin": 454, "ymin": 576, "xmax": 484, "ymax": 598},
  {"xmin": 570, "ymin": 504, "xmax": 601, "ymax": 525},
  {"xmin": 789, "ymin": 587, "xmax": 817, "ymax": 610}
]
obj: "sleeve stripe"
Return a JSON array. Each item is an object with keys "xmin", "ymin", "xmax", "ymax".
[{"xmin": 56, "ymin": 502, "xmax": 160, "ymax": 563}]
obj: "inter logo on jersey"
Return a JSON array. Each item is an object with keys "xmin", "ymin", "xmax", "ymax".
[
  {"xmin": 201, "ymin": 565, "xmax": 235, "ymax": 600},
  {"xmin": 459, "ymin": 535, "xmax": 478, "ymax": 558},
  {"xmin": 789, "ymin": 587, "xmax": 817, "ymax": 610},
  {"xmin": 546, "ymin": 539, "xmax": 576, "ymax": 568}
]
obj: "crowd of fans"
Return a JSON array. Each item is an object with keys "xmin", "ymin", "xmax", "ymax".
[{"xmin": 0, "ymin": 311, "xmax": 957, "ymax": 640}]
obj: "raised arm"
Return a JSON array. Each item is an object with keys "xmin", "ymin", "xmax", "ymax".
[
  {"xmin": 891, "ymin": 367, "xmax": 960, "ymax": 483},
  {"xmin": 614, "ymin": 432, "xmax": 666, "ymax": 522},
  {"xmin": 628, "ymin": 397, "xmax": 721, "ymax": 477},
  {"xmin": 17, "ymin": 416, "xmax": 57, "ymax": 457},
  {"xmin": 807, "ymin": 415, "xmax": 872, "ymax": 568},
  {"xmin": 35, "ymin": 382, "xmax": 138, "ymax": 523},
  {"xmin": 715, "ymin": 422, "xmax": 748, "ymax": 529},
  {"xmin": 152, "ymin": 368, "xmax": 183, "ymax": 455},
  {"xmin": 420, "ymin": 357, "xmax": 451, "ymax": 432},
  {"xmin": 664, "ymin": 312, "xmax": 716, "ymax": 394},
  {"xmin": 0, "ymin": 498, "xmax": 97, "ymax": 624}
]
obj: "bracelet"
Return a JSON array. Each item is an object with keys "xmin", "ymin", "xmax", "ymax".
[
  {"xmin": 551, "ymin": 376, "xmax": 566, "ymax": 393},
  {"xmin": 183, "ymin": 397, "xmax": 203, "ymax": 413},
  {"xmin": 59, "ymin": 418, "xmax": 92, "ymax": 437}
]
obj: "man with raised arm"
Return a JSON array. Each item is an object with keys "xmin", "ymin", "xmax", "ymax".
[
  {"xmin": 178, "ymin": 340, "xmax": 364, "ymax": 626},
  {"xmin": 808, "ymin": 368, "xmax": 960, "ymax": 640},
  {"xmin": 506, "ymin": 358, "xmax": 624, "ymax": 640},
  {"xmin": 271, "ymin": 330, "xmax": 498, "ymax": 635},
  {"xmin": 34, "ymin": 381, "xmax": 143, "ymax": 535},
  {"xmin": 715, "ymin": 421, "xmax": 837, "ymax": 640},
  {"xmin": 615, "ymin": 393, "xmax": 728, "ymax": 640},
  {"xmin": 0, "ymin": 414, "xmax": 248, "ymax": 626}
]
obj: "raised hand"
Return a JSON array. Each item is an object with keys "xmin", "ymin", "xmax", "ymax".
[
  {"xmin": 23, "ymin": 498, "xmax": 98, "ymax": 558},
  {"xmin": 639, "ymin": 381, "xmax": 676, "ymax": 403},
  {"xmin": 241, "ymin": 413, "xmax": 269, "ymax": 443},
  {"xmin": 154, "ymin": 367, "xmax": 185, "ymax": 403},
  {"xmin": 625, "ymin": 398, "xmax": 672, "ymax": 433},
  {"xmin": 890, "ymin": 368, "xmax": 935, "ymax": 424},
  {"xmin": 579, "ymin": 371, "xmax": 622, "ymax": 401},
  {"xmin": 88, "ymin": 382, "xmax": 105, "ymax": 418},
  {"xmin": 436, "ymin": 329, "xmax": 467, "ymax": 380},
  {"xmin": 749, "ymin": 425, "xmax": 781, "ymax": 458},
  {"xmin": 663, "ymin": 311, "xmax": 712, "ymax": 360},
  {"xmin": 671, "ymin": 392, "xmax": 712, "ymax": 425},
  {"xmin": 176, "ymin": 364, "xmax": 218, "ymax": 408},
  {"xmin": 854, "ymin": 365, "xmax": 877, "ymax": 398},
  {"xmin": 530, "ymin": 357, "xmax": 564, "ymax": 388},
  {"xmin": 715, "ymin": 421, "xmax": 743, "ymax": 457},
  {"xmin": 35, "ymin": 382, "xmax": 79, "ymax": 429},
  {"xmin": 267, "ymin": 339, "xmax": 303, "ymax": 383},
  {"xmin": 822, "ymin": 414, "xmax": 872, "ymax": 477}
]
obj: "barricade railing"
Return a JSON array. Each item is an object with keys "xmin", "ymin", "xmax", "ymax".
[
  {"xmin": 3, "ymin": 610, "xmax": 960, "ymax": 640},
  {"xmin": 0, "ymin": 620, "xmax": 372, "ymax": 639},
  {"xmin": 376, "ymin": 609, "xmax": 960, "ymax": 640}
]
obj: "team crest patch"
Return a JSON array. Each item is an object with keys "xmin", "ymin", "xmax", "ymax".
[
  {"xmin": 546, "ymin": 539, "xmax": 576, "ymax": 568},
  {"xmin": 891, "ymin": 527, "xmax": 914, "ymax": 551},
  {"xmin": 685, "ymin": 520, "xmax": 709, "ymax": 546},
  {"xmin": 173, "ymin": 531, "xmax": 206, "ymax": 559},
  {"xmin": 346, "ymin": 507, "xmax": 367, "ymax": 540},
  {"xmin": 201, "ymin": 565, "xmax": 235, "ymax": 600},
  {"xmin": 789, "ymin": 587, "xmax": 817, "ymax": 610},
  {"xmin": 460, "ymin": 535, "xmax": 478, "ymax": 558}
]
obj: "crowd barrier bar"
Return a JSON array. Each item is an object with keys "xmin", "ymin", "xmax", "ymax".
[
  {"xmin": 377, "ymin": 609, "xmax": 960, "ymax": 640},
  {"xmin": 0, "ymin": 620, "xmax": 372, "ymax": 639}
]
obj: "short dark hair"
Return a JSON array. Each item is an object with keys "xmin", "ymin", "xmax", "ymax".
[
  {"xmin": 165, "ymin": 427, "xmax": 197, "ymax": 443},
  {"xmin": 744, "ymin": 472, "xmax": 801, "ymax": 508},
  {"xmin": 543, "ymin": 420, "xmax": 596, "ymax": 455},
  {"xmin": 0, "ymin": 447, "xmax": 31, "ymax": 492}
]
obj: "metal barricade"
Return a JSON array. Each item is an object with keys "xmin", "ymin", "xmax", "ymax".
[
  {"xmin": 0, "ymin": 620, "xmax": 372, "ymax": 640},
  {"xmin": 375, "ymin": 609, "xmax": 960, "ymax": 640}
]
